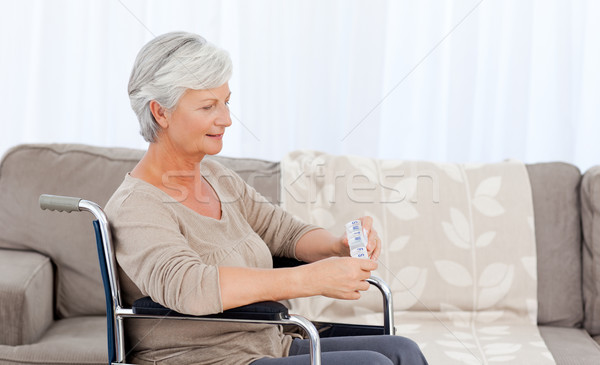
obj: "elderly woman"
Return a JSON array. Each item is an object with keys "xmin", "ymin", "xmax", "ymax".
[{"xmin": 105, "ymin": 31, "xmax": 427, "ymax": 365}]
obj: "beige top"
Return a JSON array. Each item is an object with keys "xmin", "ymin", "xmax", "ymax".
[{"xmin": 105, "ymin": 158, "xmax": 319, "ymax": 365}]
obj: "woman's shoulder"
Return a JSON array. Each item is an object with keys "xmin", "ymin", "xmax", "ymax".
[{"xmin": 105, "ymin": 174, "xmax": 174, "ymax": 220}]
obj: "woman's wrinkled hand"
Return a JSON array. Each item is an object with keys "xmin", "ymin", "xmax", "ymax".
[{"xmin": 302, "ymin": 257, "xmax": 378, "ymax": 300}]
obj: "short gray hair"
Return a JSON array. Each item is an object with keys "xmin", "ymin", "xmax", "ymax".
[{"xmin": 128, "ymin": 32, "xmax": 233, "ymax": 142}]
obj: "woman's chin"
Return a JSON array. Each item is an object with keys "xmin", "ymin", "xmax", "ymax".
[{"xmin": 204, "ymin": 145, "xmax": 224, "ymax": 156}]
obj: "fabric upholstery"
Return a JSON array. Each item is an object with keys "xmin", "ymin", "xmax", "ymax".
[
  {"xmin": 281, "ymin": 151, "xmax": 552, "ymax": 364},
  {"xmin": 209, "ymin": 156, "xmax": 281, "ymax": 204},
  {"xmin": 0, "ymin": 144, "xmax": 143, "ymax": 318},
  {"xmin": 264, "ymin": 160, "xmax": 584, "ymax": 328},
  {"xmin": 526, "ymin": 163, "xmax": 584, "ymax": 327},
  {"xmin": 582, "ymin": 166, "xmax": 600, "ymax": 336},
  {"xmin": 269, "ymin": 157, "xmax": 585, "ymax": 328},
  {"xmin": 539, "ymin": 326, "xmax": 600, "ymax": 365},
  {"xmin": 0, "ymin": 316, "xmax": 107, "ymax": 364},
  {"xmin": 0, "ymin": 249, "xmax": 53, "ymax": 346}
]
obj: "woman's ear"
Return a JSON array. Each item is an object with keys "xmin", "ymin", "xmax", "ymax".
[{"xmin": 149, "ymin": 100, "xmax": 169, "ymax": 129}]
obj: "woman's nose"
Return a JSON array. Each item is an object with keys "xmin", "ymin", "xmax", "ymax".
[{"xmin": 216, "ymin": 103, "xmax": 232, "ymax": 127}]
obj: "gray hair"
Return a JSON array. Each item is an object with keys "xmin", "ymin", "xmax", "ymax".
[{"xmin": 128, "ymin": 32, "xmax": 233, "ymax": 142}]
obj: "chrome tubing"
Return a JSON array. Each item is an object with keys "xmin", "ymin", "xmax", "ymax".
[
  {"xmin": 115, "ymin": 308, "xmax": 322, "ymax": 365},
  {"xmin": 77, "ymin": 200, "xmax": 128, "ymax": 363},
  {"xmin": 367, "ymin": 275, "xmax": 395, "ymax": 335},
  {"xmin": 286, "ymin": 315, "xmax": 321, "ymax": 365}
]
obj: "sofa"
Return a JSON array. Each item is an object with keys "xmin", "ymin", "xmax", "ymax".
[{"xmin": 0, "ymin": 143, "xmax": 599, "ymax": 364}]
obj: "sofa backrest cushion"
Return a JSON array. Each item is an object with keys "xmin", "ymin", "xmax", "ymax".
[
  {"xmin": 582, "ymin": 166, "xmax": 600, "ymax": 335},
  {"xmin": 526, "ymin": 163, "xmax": 583, "ymax": 327},
  {"xmin": 0, "ymin": 144, "xmax": 143, "ymax": 318}
]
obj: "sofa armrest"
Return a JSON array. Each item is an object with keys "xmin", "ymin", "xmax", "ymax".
[
  {"xmin": 0, "ymin": 248, "xmax": 54, "ymax": 345},
  {"xmin": 583, "ymin": 166, "xmax": 600, "ymax": 336}
]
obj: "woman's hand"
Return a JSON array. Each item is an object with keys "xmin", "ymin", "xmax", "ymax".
[
  {"xmin": 295, "ymin": 216, "xmax": 382, "ymax": 263},
  {"xmin": 301, "ymin": 257, "xmax": 378, "ymax": 300},
  {"xmin": 339, "ymin": 216, "xmax": 382, "ymax": 261}
]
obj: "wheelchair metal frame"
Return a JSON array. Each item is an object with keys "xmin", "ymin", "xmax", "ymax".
[{"xmin": 40, "ymin": 194, "xmax": 395, "ymax": 365}]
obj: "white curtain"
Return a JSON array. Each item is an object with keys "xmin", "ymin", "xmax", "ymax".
[{"xmin": 2, "ymin": 0, "xmax": 599, "ymax": 171}]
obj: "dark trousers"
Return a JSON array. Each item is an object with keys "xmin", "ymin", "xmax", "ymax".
[{"xmin": 251, "ymin": 335, "xmax": 429, "ymax": 365}]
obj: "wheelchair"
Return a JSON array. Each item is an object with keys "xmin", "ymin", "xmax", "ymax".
[{"xmin": 40, "ymin": 194, "xmax": 395, "ymax": 365}]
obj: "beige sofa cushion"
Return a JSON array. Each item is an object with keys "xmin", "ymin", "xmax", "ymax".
[
  {"xmin": 526, "ymin": 163, "xmax": 584, "ymax": 328},
  {"xmin": 0, "ymin": 144, "xmax": 143, "ymax": 318},
  {"xmin": 539, "ymin": 326, "xmax": 600, "ymax": 364},
  {"xmin": 582, "ymin": 166, "xmax": 600, "ymax": 336},
  {"xmin": 0, "ymin": 316, "xmax": 107, "ymax": 364},
  {"xmin": 0, "ymin": 249, "xmax": 53, "ymax": 345}
]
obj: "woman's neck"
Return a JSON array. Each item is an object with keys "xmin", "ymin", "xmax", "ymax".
[
  {"xmin": 131, "ymin": 142, "xmax": 221, "ymax": 219},
  {"xmin": 131, "ymin": 141, "xmax": 205, "ymax": 191}
]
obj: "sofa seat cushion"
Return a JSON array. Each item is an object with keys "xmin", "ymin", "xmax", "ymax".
[
  {"xmin": 0, "ymin": 316, "xmax": 107, "ymax": 364},
  {"xmin": 539, "ymin": 326, "xmax": 600, "ymax": 364},
  {"xmin": 0, "ymin": 249, "xmax": 53, "ymax": 345}
]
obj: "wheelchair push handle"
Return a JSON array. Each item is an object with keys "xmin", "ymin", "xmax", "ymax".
[{"xmin": 39, "ymin": 194, "xmax": 82, "ymax": 213}]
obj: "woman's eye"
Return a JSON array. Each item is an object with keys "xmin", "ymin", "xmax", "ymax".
[
  {"xmin": 202, "ymin": 105, "xmax": 213, "ymax": 110},
  {"xmin": 225, "ymin": 100, "xmax": 230, "ymax": 106}
]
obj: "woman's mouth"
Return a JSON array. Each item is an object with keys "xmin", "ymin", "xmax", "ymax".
[{"xmin": 206, "ymin": 133, "xmax": 223, "ymax": 138}]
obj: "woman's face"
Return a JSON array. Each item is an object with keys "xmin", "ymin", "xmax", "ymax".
[{"xmin": 162, "ymin": 83, "xmax": 232, "ymax": 157}]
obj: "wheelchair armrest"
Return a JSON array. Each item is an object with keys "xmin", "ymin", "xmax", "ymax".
[
  {"xmin": 312, "ymin": 321, "xmax": 385, "ymax": 337},
  {"xmin": 272, "ymin": 256, "xmax": 307, "ymax": 268},
  {"xmin": 132, "ymin": 296, "xmax": 290, "ymax": 321}
]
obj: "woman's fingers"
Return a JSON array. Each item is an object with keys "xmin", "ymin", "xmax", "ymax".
[
  {"xmin": 309, "ymin": 257, "xmax": 378, "ymax": 299},
  {"xmin": 357, "ymin": 215, "xmax": 381, "ymax": 260},
  {"xmin": 359, "ymin": 257, "xmax": 378, "ymax": 272},
  {"xmin": 371, "ymin": 238, "xmax": 382, "ymax": 261},
  {"xmin": 357, "ymin": 280, "xmax": 371, "ymax": 292},
  {"xmin": 360, "ymin": 216, "xmax": 374, "ymax": 234}
]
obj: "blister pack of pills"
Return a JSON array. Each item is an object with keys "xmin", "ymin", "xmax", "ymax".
[{"xmin": 345, "ymin": 220, "xmax": 368, "ymax": 259}]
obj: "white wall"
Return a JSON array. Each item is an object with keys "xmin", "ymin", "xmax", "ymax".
[{"xmin": 2, "ymin": 0, "xmax": 599, "ymax": 170}]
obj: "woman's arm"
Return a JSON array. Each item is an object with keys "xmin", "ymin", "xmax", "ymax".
[
  {"xmin": 294, "ymin": 228, "xmax": 347, "ymax": 262},
  {"xmin": 218, "ymin": 256, "xmax": 378, "ymax": 310}
]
